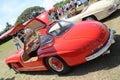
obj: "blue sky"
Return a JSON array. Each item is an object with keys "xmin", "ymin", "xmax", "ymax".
[{"xmin": 0, "ymin": 0, "xmax": 62, "ymax": 32}]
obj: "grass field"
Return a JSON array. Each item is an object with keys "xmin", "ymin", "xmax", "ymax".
[
  {"xmin": 0, "ymin": 4, "xmax": 120, "ymax": 80},
  {"xmin": 0, "ymin": 40, "xmax": 16, "ymax": 60},
  {"xmin": 0, "ymin": 39, "xmax": 16, "ymax": 79}
]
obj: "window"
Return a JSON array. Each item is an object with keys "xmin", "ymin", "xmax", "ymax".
[
  {"xmin": 48, "ymin": 20, "xmax": 73, "ymax": 36},
  {"xmin": 39, "ymin": 34, "xmax": 53, "ymax": 46}
]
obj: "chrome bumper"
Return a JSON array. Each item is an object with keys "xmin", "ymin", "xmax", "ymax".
[{"xmin": 86, "ymin": 28, "xmax": 115, "ymax": 61}]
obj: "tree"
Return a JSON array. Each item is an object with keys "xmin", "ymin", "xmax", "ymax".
[
  {"xmin": 15, "ymin": 6, "xmax": 45, "ymax": 25},
  {"xmin": 3, "ymin": 22, "xmax": 13, "ymax": 32},
  {"xmin": 54, "ymin": 0, "xmax": 71, "ymax": 9}
]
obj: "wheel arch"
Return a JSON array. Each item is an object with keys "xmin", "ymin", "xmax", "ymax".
[
  {"xmin": 42, "ymin": 55, "xmax": 69, "ymax": 69},
  {"xmin": 7, "ymin": 63, "xmax": 12, "ymax": 68},
  {"xmin": 42, "ymin": 55, "xmax": 70, "ymax": 74},
  {"xmin": 82, "ymin": 15, "xmax": 98, "ymax": 21},
  {"xmin": 39, "ymin": 51, "xmax": 73, "ymax": 68},
  {"xmin": 6, "ymin": 60, "xmax": 20, "ymax": 68}
]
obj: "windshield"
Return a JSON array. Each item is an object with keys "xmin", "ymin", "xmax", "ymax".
[
  {"xmin": 48, "ymin": 20, "xmax": 73, "ymax": 36},
  {"xmin": 39, "ymin": 34, "xmax": 53, "ymax": 46}
]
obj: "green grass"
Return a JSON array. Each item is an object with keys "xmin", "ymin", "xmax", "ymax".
[
  {"xmin": 0, "ymin": 40, "xmax": 15, "ymax": 60},
  {"xmin": 0, "ymin": 38, "xmax": 23, "ymax": 61},
  {"xmin": 0, "ymin": 39, "xmax": 16, "ymax": 77},
  {"xmin": 0, "ymin": 39, "xmax": 23, "ymax": 78}
]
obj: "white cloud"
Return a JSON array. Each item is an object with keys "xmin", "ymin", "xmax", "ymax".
[
  {"xmin": 41, "ymin": 0, "xmax": 63, "ymax": 10},
  {"xmin": 0, "ymin": 0, "xmax": 20, "ymax": 16},
  {"xmin": 41, "ymin": 0, "xmax": 54, "ymax": 10},
  {"xmin": 8, "ymin": 18, "xmax": 17, "ymax": 25},
  {"xmin": 0, "ymin": 24, "xmax": 5, "ymax": 32},
  {"xmin": 0, "ymin": 18, "xmax": 17, "ymax": 32}
]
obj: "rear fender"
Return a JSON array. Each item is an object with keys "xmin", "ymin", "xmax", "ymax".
[{"xmin": 39, "ymin": 52, "xmax": 57, "ymax": 58}]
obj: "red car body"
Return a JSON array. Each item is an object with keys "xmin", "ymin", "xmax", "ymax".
[{"xmin": 5, "ymin": 12, "xmax": 115, "ymax": 74}]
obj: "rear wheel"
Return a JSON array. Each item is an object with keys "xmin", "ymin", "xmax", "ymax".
[
  {"xmin": 84, "ymin": 16, "xmax": 97, "ymax": 21},
  {"xmin": 45, "ymin": 56, "xmax": 70, "ymax": 74}
]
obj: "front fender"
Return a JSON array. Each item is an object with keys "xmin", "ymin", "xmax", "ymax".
[{"xmin": 5, "ymin": 54, "xmax": 21, "ymax": 65}]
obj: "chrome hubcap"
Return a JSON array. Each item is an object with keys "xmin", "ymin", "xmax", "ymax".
[{"xmin": 48, "ymin": 57, "xmax": 64, "ymax": 72}]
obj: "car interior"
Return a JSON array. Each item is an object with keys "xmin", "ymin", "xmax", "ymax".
[
  {"xmin": 21, "ymin": 38, "xmax": 39, "ymax": 62},
  {"xmin": 20, "ymin": 19, "xmax": 45, "ymax": 62}
]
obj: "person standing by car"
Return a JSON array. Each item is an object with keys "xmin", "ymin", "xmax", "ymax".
[
  {"xmin": 54, "ymin": 10, "xmax": 59, "ymax": 20},
  {"xmin": 81, "ymin": 0, "xmax": 89, "ymax": 6},
  {"xmin": 74, "ymin": 0, "xmax": 78, "ymax": 8},
  {"xmin": 17, "ymin": 30, "xmax": 25, "ymax": 43},
  {"xmin": 13, "ymin": 36, "xmax": 21, "ymax": 50},
  {"xmin": 77, "ymin": 0, "xmax": 82, "ymax": 6}
]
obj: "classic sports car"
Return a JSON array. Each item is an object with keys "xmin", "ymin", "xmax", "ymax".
[
  {"xmin": 5, "ymin": 11, "xmax": 115, "ymax": 74},
  {"xmin": 66, "ymin": 0, "xmax": 120, "ymax": 22}
]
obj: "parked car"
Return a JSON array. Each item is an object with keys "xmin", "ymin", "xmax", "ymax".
[
  {"xmin": 5, "ymin": 12, "xmax": 115, "ymax": 74},
  {"xmin": 66, "ymin": 0, "xmax": 120, "ymax": 22}
]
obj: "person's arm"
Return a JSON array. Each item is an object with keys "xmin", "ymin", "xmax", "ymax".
[{"xmin": 24, "ymin": 36, "xmax": 27, "ymax": 54}]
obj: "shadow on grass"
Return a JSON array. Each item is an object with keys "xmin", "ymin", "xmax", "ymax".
[
  {"xmin": 21, "ymin": 70, "xmax": 55, "ymax": 75},
  {"xmin": 5, "ymin": 77, "xmax": 15, "ymax": 80},
  {"xmin": 61, "ymin": 34, "xmax": 120, "ymax": 76},
  {"xmin": 21, "ymin": 35, "xmax": 120, "ymax": 76},
  {"xmin": 0, "ymin": 77, "xmax": 15, "ymax": 80},
  {"xmin": 101, "ymin": 9, "xmax": 120, "ymax": 22}
]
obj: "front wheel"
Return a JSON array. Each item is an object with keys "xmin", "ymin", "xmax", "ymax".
[
  {"xmin": 10, "ymin": 63, "xmax": 20, "ymax": 73},
  {"xmin": 45, "ymin": 56, "xmax": 70, "ymax": 74}
]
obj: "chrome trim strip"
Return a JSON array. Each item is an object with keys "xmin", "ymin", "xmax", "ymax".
[
  {"xmin": 18, "ymin": 66, "xmax": 45, "ymax": 71},
  {"xmin": 86, "ymin": 28, "xmax": 115, "ymax": 61},
  {"xmin": 23, "ymin": 66, "xmax": 45, "ymax": 69}
]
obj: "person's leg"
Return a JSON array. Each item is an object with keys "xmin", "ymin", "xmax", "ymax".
[
  {"xmin": 16, "ymin": 44, "xmax": 19, "ymax": 50},
  {"xmin": 16, "ymin": 43, "xmax": 21, "ymax": 50},
  {"xmin": 18, "ymin": 43, "xmax": 21, "ymax": 48}
]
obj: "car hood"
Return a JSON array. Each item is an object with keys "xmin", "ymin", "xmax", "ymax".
[{"xmin": 63, "ymin": 21, "xmax": 109, "ymax": 43}]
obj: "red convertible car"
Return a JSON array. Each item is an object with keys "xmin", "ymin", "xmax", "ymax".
[{"xmin": 5, "ymin": 12, "xmax": 115, "ymax": 74}]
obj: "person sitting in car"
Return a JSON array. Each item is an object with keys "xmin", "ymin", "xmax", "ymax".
[{"xmin": 24, "ymin": 28, "xmax": 38, "ymax": 55}]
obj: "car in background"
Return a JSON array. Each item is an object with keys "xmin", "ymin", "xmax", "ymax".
[{"xmin": 66, "ymin": 0, "xmax": 120, "ymax": 22}]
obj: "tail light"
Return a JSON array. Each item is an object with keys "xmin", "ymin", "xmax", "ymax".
[{"xmin": 108, "ymin": 5, "xmax": 114, "ymax": 12}]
